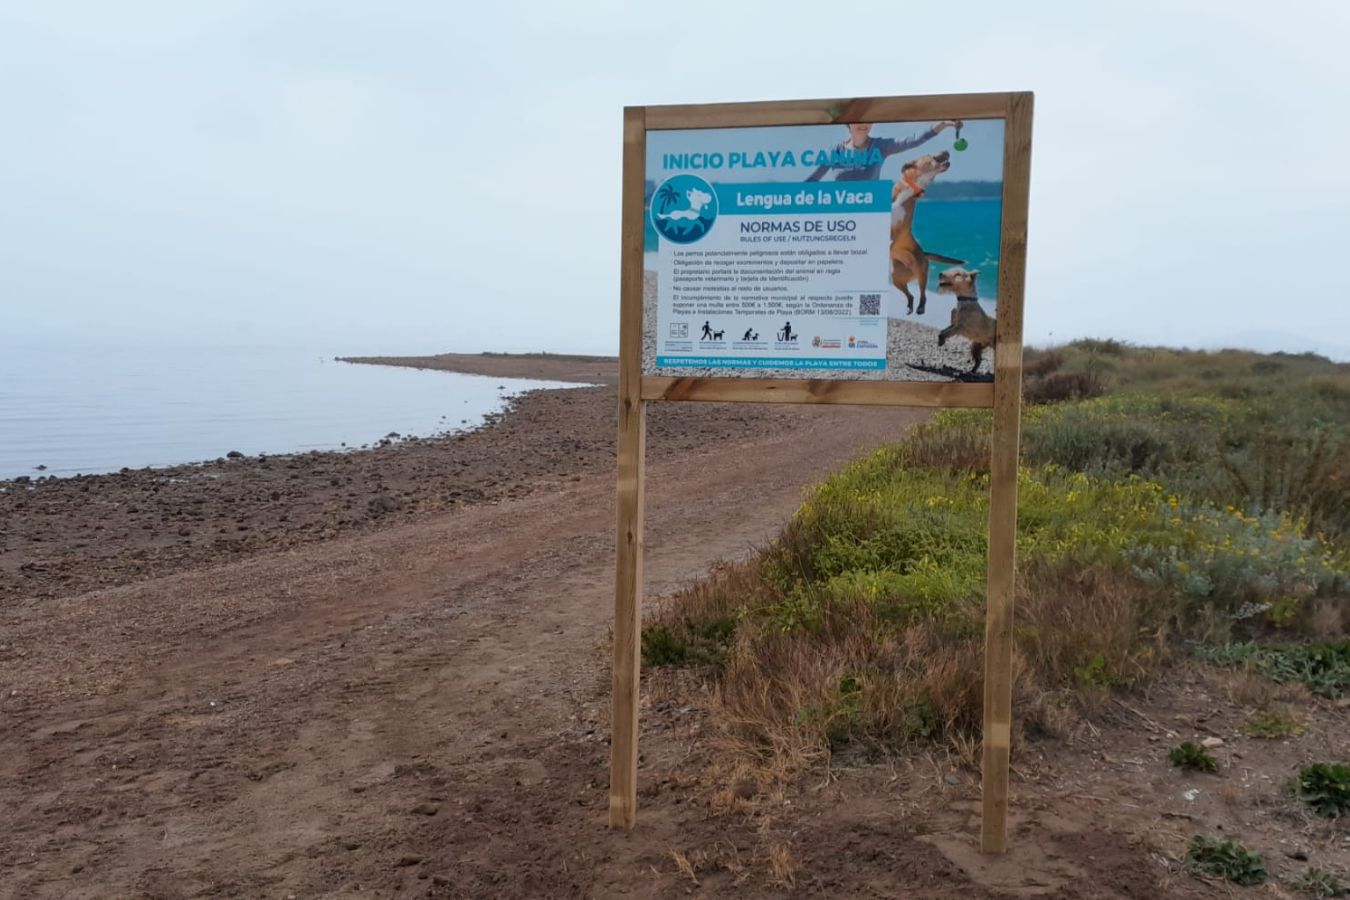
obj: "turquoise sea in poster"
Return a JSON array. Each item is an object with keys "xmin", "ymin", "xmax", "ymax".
[
  {"xmin": 644, "ymin": 190, "xmax": 1003, "ymax": 299},
  {"xmin": 910, "ymin": 197, "xmax": 1002, "ymax": 297}
]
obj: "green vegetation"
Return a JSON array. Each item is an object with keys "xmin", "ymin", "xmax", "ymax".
[
  {"xmin": 1185, "ymin": 835, "xmax": 1266, "ymax": 886},
  {"xmin": 1296, "ymin": 868, "xmax": 1346, "ymax": 897},
  {"xmin": 1022, "ymin": 342, "xmax": 1350, "ymax": 539},
  {"xmin": 1240, "ymin": 709, "xmax": 1303, "ymax": 739},
  {"xmin": 1195, "ymin": 642, "xmax": 1350, "ymax": 699},
  {"xmin": 641, "ymin": 616, "xmax": 737, "ymax": 668},
  {"xmin": 642, "ymin": 342, "xmax": 1349, "ymax": 760},
  {"xmin": 1294, "ymin": 763, "xmax": 1350, "ymax": 818},
  {"xmin": 1168, "ymin": 742, "xmax": 1219, "ymax": 773}
]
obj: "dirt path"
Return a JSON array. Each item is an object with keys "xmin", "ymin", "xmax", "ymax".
[{"xmin": 0, "ymin": 404, "xmax": 927, "ymax": 898}]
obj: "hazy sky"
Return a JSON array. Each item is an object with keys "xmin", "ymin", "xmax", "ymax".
[{"xmin": 2, "ymin": 1, "xmax": 1348, "ymax": 358}]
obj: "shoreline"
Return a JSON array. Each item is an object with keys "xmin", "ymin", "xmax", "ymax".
[
  {"xmin": 2, "ymin": 353, "xmax": 620, "ymax": 483},
  {"xmin": 0, "ymin": 354, "xmax": 811, "ymax": 603},
  {"xmin": 337, "ymin": 351, "xmax": 619, "ymax": 386}
]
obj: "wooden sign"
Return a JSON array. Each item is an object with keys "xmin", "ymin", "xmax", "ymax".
[{"xmin": 612, "ymin": 92, "xmax": 1033, "ymax": 854}]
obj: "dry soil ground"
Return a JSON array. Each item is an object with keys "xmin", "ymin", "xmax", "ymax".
[{"xmin": 1, "ymin": 355, "xmax": 1345, "ymax": 898}]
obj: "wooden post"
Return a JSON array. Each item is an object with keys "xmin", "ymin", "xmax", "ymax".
[
  {"xmin": 981, "ymin": 91, "xmax": 1034, "ymax": 854},
  {"xmin": 610, "ymin": 106, "xmax": 647, "ymax": 829}
]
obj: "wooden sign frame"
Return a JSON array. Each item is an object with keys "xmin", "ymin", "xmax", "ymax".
[{"xmin": 611, "ymin": 92, "xmax": 1033, "ymax": 854}]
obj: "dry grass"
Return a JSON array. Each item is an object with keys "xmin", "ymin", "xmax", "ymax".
[
  {"xmin": 1217, "ymin": 785, "xmax": 1246, "ymax": 811},
  {"xmin": 903, "ymin": 420, "xmax": 990, "ymax": 474},
  {"xmin": 665, "ymin": 832, "xmax": 799, "ymax": 891},
  {"xmin": 1222, "ymin": 670, "xmax": 1275, "ymax": 708},
  {"xmin": 1023, "ymin": 348, "xmax": 1066, "ymax": 378},
  {"xmin": 1024, "ymin": 370, "xmax": 1106, "ymax": 405},
  {"xmin": 1305, "ymin": 597, "xmax": 1350, "ymax": 640},
  {"xmin": 669, "ymin": 849, "xmax": 700, "ymax": 887},
  {"xmin": 706, "ymin": 759, "xmax": 776, "ymax": 816},
  {"xmin": 651, "ymin": 554, "xmax": 1178, "ymax": 775},
  {"xmin": 765, "ymin": 842, "xmax": 798, "ymax": 888}
]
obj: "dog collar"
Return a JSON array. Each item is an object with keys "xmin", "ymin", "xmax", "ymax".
[
  {"xmin": 902, "ymin": 178, "xmax": 925, "ymax": 197},
  {"xmin": 956, "ymin": 294, "xmax": 979, "ymax": 302}
]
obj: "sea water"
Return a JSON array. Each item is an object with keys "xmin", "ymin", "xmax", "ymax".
[
  {"xmin": 0, "ymin": 344, "xmax": 572, "ymax": 479},
  {"xmin": 646, "ymin": 198, "xmax": 1003, "ymax": 297}
]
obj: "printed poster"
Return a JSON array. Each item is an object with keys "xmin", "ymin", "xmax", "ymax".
[{"xmin": 642, "ymin": 119, "xmax": 1005, "ymax": 382}]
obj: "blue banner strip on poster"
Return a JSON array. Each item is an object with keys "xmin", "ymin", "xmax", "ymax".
[
  {"xmin": 714, "ymin": 181, "xmax": 891, "ymax": 215},
  {"xmin": 656, "ymin": 356, "xmax": 887, "ymax": 370}
]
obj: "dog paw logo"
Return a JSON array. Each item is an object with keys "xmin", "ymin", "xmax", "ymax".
[{"xmin": 651, "ymin": 174, "xmax": 718, "ymax": 244}]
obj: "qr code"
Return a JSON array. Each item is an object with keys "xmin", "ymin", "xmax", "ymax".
[{"xmin": 859, "ymin": 293, "xmax": 881, "ymax": 316}]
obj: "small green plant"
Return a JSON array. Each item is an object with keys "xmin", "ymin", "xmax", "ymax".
[
  {"xmin": 1294, "ymin": 763, "xmax": 1350, "ymax": 818},
  {"xmin": 1295, "ymin": 868, "xmax": 1346, "ymax": 897},
  {"xmin": 1195, "ymin": 642, "xmax": 1350, "ymax": 699},
  {"xmin": 1073, "ymin": 653, "xmax": 1131, "ymax": 689},
  {"xmin": 1241, "ymin": 710, "xmax": 1303, "ymax": 739},
  {"xmin": 1267, "ymin": 595, "xmax": 1302, "ymax": 628},
  {"xmin": 641, "ymin": 616, "xmax": 738, "ymax": 669},
  {"xmin": 1169, "ymin": 741, "xmax": 1219, "ymax": 773},
  {"xmin": 641, "ymin": 624, "xmax": 688, "ymax": 667},
  {"xmin": 1186, "ymin": 835, "xmax": 1266, "ymax": 886},
  {"xmin": 795, "ymin": 675, "xmax": 865, "ymax": 751},
  {"xmin": 693, "ymin": 616, "xmax": 737, "ymax": 644},
  {"xmin": 902, "ymin": 698, "xmax": 938, "ymax": 740}
]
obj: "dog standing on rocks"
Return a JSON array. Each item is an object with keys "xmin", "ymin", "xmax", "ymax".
[{"xmin": 936, "ymin": 268, "xmax": 996, "ymax": 373}]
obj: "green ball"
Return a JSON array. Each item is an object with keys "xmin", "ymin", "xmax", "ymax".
[{"xmin": 953, "ymin": 138, "xmax": 969, "ymax": 151}]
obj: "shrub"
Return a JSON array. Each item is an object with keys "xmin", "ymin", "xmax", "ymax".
[
  {"xmin": 1185, "ymin": 835, "xmax": 1266, "ymax": 886},
  {"xmin": 1023, "ymin": 348, "xmax": 1066, "ymax": 378},
  {"xmin": 641, "ymin": 616, "xmax": 739, "ymax": 669},
  {"xmin": 640, "ymin": 342, "xmax": 1350, "ymax": 771},
  {"xmin": 1020, "ymin": 394, "xmax": 1231, "ymax": 479},
  {"xmin": 1024, "ymin": 371, "xmax": 1105, "ymax": 405},
  {"xmin": 642, "ymin": 623, "xmax": 689, "ymax": 667},
  {"xmin": 1294, "ymin": 763, "xmax": 1350, "ymax": 818},
  {"xmin": 1240, "ymin": 710, "xmax": 1303, "ymax": 739},
  {"xmin": 643, "ymin": 429, "xmax": 1344, "ymax": 763},
  {"xmin": 1196, "ymin": 642, "xmax": 1350, "ymax": 699},
  {"xmin": 1169, "ymin": 741, "xmax": 1219, "ymax": 772},
  {"xmin": 903, "ymin": 419, "xmax": 989, "ymax": 474},
  {"xmin": 794, "ymin": 674, "xmax": 866, "ymax": 751},
  {"xmin": 1295, "ymin": 868, "xmax": 1346, "ymax": 897},
  {"xmin": 1219, "ymin": 428, "xmax": 1349, "ymax": 539},
  {"xmin": 1071, "ymin": 337, "xmax": 1129, "ymax": 357}
]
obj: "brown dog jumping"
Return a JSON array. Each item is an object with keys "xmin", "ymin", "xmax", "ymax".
[{"xmin": 889, "ymin": 151, "xmax": 965, "ymax": 315}]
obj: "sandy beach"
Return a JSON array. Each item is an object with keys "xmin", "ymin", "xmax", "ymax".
[{"xmin": 0, "ymin": 354, "xmax": 827, "ymax": 603}]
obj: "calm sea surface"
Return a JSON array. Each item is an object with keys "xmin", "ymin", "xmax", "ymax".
[
  {"xmin": 0, "ymin": 345, "xmax": 573, "ymax": 479},
  {"xmin": 645, "ymin": 198, "xmax": 1003, "ymax": 297}
]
